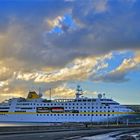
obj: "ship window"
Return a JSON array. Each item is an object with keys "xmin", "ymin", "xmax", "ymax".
[
  {"xmin": 88, "ymin": 107, "xmax": 90, "ymax": 109},
  {"xmin": 84, "ymin": 114, "xmax": 86, "ymax": 116},
  {"xmin": 76, "ymin": 103, "xmax": 78, "ymax": 105},
  {"xmin": 104, "ymin": 114, "xmax": 106, "ymax": 116},
  {"xmin": 100, "ymin": 107, "xmax": 102, "ymax": 109},
  {"xmin": 92, "ymin": 107, "xmax": 94, "ymax": 109},
  {"xmin": 34, "ymin": 103, "xmax": 36, "ymax": 105},
  {"xmin": 80, "ymin": 107, "xmax": 82, "ymax": 109},
  {"xmin": 88, "ymin": 114, "xmax": 90, "ymax": 116},
  {"xmin": 0, "ymin": 107, "xmax": 9, "ymax": 109},
  {"xmin": 20, "ymin": 107, "xmax": 32, "ymax": 109},
  {"xmin": 96, "ymin": 114, "xmax": 98, "ymax": 116},
  {"xmin": 84, "ymin": 103, "xmax": 86, "ymax": 105}
]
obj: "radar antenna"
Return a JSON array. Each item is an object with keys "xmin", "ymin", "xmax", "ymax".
[{"xmin": 75, "ymin": 85, "xmax": 83, "ymax": 99}]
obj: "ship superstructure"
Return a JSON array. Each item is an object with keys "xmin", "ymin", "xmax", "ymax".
[{"xmin": 0, "ymin": 86, "xmax": 135, "ymax": 122}]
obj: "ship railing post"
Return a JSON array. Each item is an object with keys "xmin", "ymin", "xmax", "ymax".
[
  {"xmin": 126, "ymin": 118, "xmax": 129, "ymax": 126},
  {"xmin": 91, "ymin": 98, "xmax": 93, "ymax": 124},
  {"xmin": 117, "ymin": 116, "xmax": 119, "ymax": 126},
  {"xmin": 107, "ymin": 107, "xmax": 109, "ymax": 127},
  {"xmin": 117, "ymin": 106, "xmax": 119, "ymax": 126}
]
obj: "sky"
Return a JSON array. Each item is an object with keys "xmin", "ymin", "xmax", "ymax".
[{"xmin": 0, "ymin": 0, "xmax": 140, "ymax": 104}]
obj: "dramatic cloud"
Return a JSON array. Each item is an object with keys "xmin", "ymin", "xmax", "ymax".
[
  {"xmin": 0, "ymin": 0, "xmax": 140, "ymax": 101},
  {"xmin": 91, "ymin": 53, "xmax": 140, "ymax": 83},
  {"xmin": 15, "ymin": 53, "xmax": 111, "ymax": 83},
  {"xmin": 45, "ymin": 84, "xmax": 75, "ymax": 99}
]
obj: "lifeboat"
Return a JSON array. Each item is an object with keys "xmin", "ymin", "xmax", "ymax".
[{"xmin": 51, "ymin": 107, "xmax": 64, "ymax": 112}]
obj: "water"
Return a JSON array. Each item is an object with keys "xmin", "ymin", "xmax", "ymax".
[
  {"xmin": 79, "ymin": 131, "xmax": 140, "ymax": 140},
  {"xmin": 79, "ymin": 132, "xmax": 120, "ymax": 140},
  {"xmin": 80, "ymin": 134, "xmax": 115, "ymax": 140},
  {"xmin": 0, "ymin": 122, "xmax": 58, "ymax": 127}
]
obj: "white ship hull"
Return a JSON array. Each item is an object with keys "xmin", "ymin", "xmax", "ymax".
[
  {"xmin": 0, "ymin": 86, "xmax": 135, "ymax": 123},
  {"xmin": 0, "ymin": 113, "xmax": 131, "ymax": 123}
]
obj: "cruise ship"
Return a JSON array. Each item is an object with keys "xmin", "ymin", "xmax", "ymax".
[{"xmin": 0, "ymin": 85, "xmax": 135, "ymax": 123}]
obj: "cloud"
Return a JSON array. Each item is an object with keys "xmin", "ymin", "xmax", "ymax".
[
  {"xmin": 91, "ymin": 53, "xmax": 140, "ymax": 83},
  {"xmin": 93, "ymin": 0, "xmax": 108, "ymax": 13},
  {"xmin": 0, "ymin": 53, "xmax": 110, "ymax": 102},
  {"xmin": 1, "ymin": 0, "xmax": 140, "ymax": 70},
  {"xmin": 45, "ymin": 0, "xmax": 140, "ymax": 57},
  {"xmin": 0, "ymin": 66, "xmax": 13, "ymax": 81},
  {"xmin": 23, "ymin": 53, "xmax": 110, "ymax": 83},
  {"xmin": 46, "ymin": 16, "xmax": 63, "ymax": 29},
  {"xmin": 45, "ymin": 84, "xmax": 75, "ymax": 99},
  {"xmin": 0, "ymin": 0, "xmax": 140, "ymax": 100}
]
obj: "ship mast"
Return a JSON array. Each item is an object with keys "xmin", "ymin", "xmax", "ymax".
[{"xmin": 76, "ymin": 85, "xmax": 83, "ymax": 99}]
